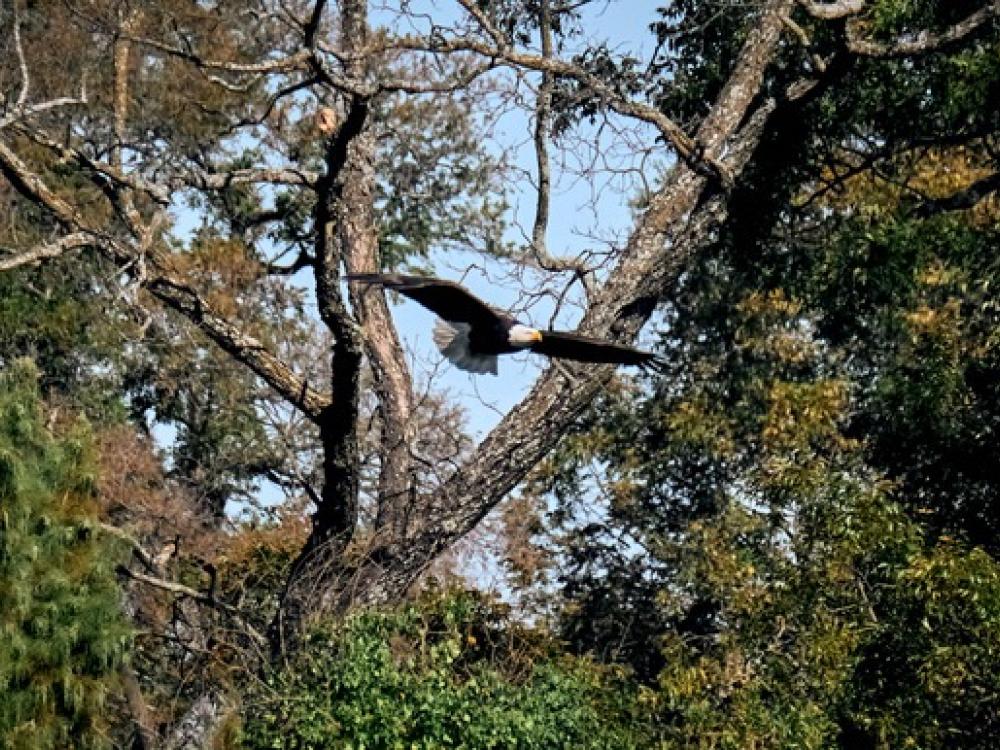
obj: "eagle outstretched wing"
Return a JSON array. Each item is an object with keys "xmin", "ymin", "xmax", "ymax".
[
  {"xmin": 530, "ymin": 330, "xmax": 665, "ymax": 371},
  {"xmin": 345, "ymin": 273, "xmax": 506, "ymax": 328}
]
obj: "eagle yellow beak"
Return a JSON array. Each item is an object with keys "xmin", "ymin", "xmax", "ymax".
[{"xmin": 531, "ymin": 329, "xmax": 544, "ymax": 343}]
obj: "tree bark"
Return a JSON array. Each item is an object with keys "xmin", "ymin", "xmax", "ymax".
[
  {"xmin": 337, "ymin": 0, "xmax": 797, "ymax": 610},
  {"xmin": 337, "ymin": 0, "xmax": 418, "ymax": 545},
  {"xmin": 271, "ymin": 0, "xmax": 376, "ymax": 649}
]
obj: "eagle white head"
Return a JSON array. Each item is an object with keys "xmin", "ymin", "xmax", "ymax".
[{"xmin": 508, "ymin": 324, "xmax": 543, "ymax": 347}]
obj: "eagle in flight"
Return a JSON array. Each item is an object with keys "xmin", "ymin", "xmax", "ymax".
[{"xmin": 347, "ymin": 273, "xmax": 662, "ymax": 375}]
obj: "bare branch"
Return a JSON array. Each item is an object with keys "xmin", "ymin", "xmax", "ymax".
[
  {"xmin": 0, "ymin": 139, "xmax": 92, "ymax": 227},
  {"xmin": 193, "ymin": 167, "xmax": 319, "ymax": 190},
  {"xmin": 377, "ymin": 60, "xmax": 495, "ymax": 94},
  {"xmin": 12, "ymin": 0, "xmax": 30, "ymax": 108},
  {"xmin": 0, "ymin": 96, "xmax": 88, "ymax": 131},
  {"xmin": 531, "ymin": 0, "xmax": 554, "ymax": 255},
  {"xmin": 847, "ymin": 3, "xmax": 999, "ymax": 57},
  {"xmin": 125, "ymin": 35, "xmax": 311, "ymax": 75},
  {"xmin": 797, "ymin": 0, "xmax": 866, "ymax": 20},
  {"xmin": 383, "ymin": 34, "xmax": 731, "ymax": 185},
  {"xmin": 455, "ymin": 0, "xmax": 511, "ymax": 49},
  {"xmin": 16, "ymin": 126, "xmax": 171, "ymax": 204},
  {"xmin": 119, "ymin": 566, "xmax": 267, "ymax": 646},
  {"xmin": 0, "ymin": 232, "xmax": 91, "ymax": 271}
]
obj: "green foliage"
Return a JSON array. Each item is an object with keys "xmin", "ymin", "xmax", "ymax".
[
  {"xmin": 373, "ymin": 94, "xmax": 510, "ymax": 266},
  {"xmin": 539, "ymin": 258, "xmax": 1000, "ymax": 747},
  {"xmin": 528, "ymin": 5, "xmax": 1000, "ymax": 747},
  {"xmin": 847, "ymin": 544, "xmax": 1000, "ymax": 748},
  {"xmin": 809, "ymin": 216, "xmax": 1000, "ymax": 550},
  {"xmin": 0, "ymin": 360, "xmax": 130, "ymax": 749},
  {"xmin": 242, "ymin": 592, "xmax": 651, "ymax": 749},
  {"xmin": 0, "ymin": 255, "xmax": 132, "ymax": 424}
]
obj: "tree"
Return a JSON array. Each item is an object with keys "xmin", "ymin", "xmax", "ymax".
[
  {"xmin": 0, "ymin": 360, "xmax": 130, "ymax": 749},
  {"xmin": 518, "ymin": 2, "xmax": 1000, "ymax": 746},
  {"xmin": 4, "ymin": 0, "xmax": 1000, "ymax": 745}
]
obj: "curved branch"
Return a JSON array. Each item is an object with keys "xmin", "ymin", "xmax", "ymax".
[
  {"xmin": 0, "ymin": 232, "xmax": 91, "ymax": 271},
  {"xmin": 847, "ymin": 3, "xmax": 999, "ymax": 57},
  {"xmin": 383, "ymin": 33, "xmax": 730, "ymax": 185}
]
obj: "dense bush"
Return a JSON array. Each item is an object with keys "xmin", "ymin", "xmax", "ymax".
[{"xmin": 242, "ymin": 592, "xmax": 653, "ymax": 749}]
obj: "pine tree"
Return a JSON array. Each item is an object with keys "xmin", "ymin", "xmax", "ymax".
[{"xmin": 0, "ymin": 360, "xmax": 130, "ymax": 749}]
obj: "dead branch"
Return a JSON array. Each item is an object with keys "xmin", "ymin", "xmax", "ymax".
[
  {"xmin": 119, "ymin": 565, "xmax": 267, "ymax": 647},
  {"xmin": 383, "ymin": 30, "xmax": 731, "ymax": 185}
]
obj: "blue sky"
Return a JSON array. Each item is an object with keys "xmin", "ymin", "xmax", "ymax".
[{"xmin": 375, "ymin": 1, "xmax": 666, "ymax": 438}]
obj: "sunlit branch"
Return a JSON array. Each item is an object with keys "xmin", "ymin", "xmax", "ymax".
[
  {"xmin": 118, "ymin": 565, "xmax": 267, "ymax": 646},
  {"xmin": 0, "ymin": 139, "xmax": 92, "ymax": 227},
  {"xmin": 193, "ymin": 167, "xmax": 320, "ymax": 189},
  {"xmin": 797, "ymin": 0, "xmax": 865, "ymax": 20},
  {"xmin": 125, "ymin": 36, "xmax": 312, "ymax": 75},
  {"xmin": 377, "ymin": 61, "xmax": 495, "ymax": 94},
  {"xmin": 0, "ymin": 95, "xmax": 88, "ymax": 131},
  {"xmin": 847, "ymin": 3, "xmax": 999, "ymax": 57},
  {"xmin": 0, "ymin": 232, "xmax": 91, "ymax": 272},
  {"xmin": 12, "ymin": 0, "xmax": 30, "ymax": 108}
]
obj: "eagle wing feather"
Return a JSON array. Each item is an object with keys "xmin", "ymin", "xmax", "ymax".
[
  {"xmin": 346, "ymin": 273, "xmax": 505, "ymax": 329},
  {"xmin": 530, "ymin": 330, "xmax": 664, "ymax": 371}
]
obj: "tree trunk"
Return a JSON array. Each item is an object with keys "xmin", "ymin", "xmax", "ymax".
[{"xmin": 336, "ymin": 0, "xmax": 796, "ymax": 610}]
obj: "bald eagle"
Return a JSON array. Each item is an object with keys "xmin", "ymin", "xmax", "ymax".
[{"xmin": 347, "ymin": 273, "xmax": 662, "ymax": 375}]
